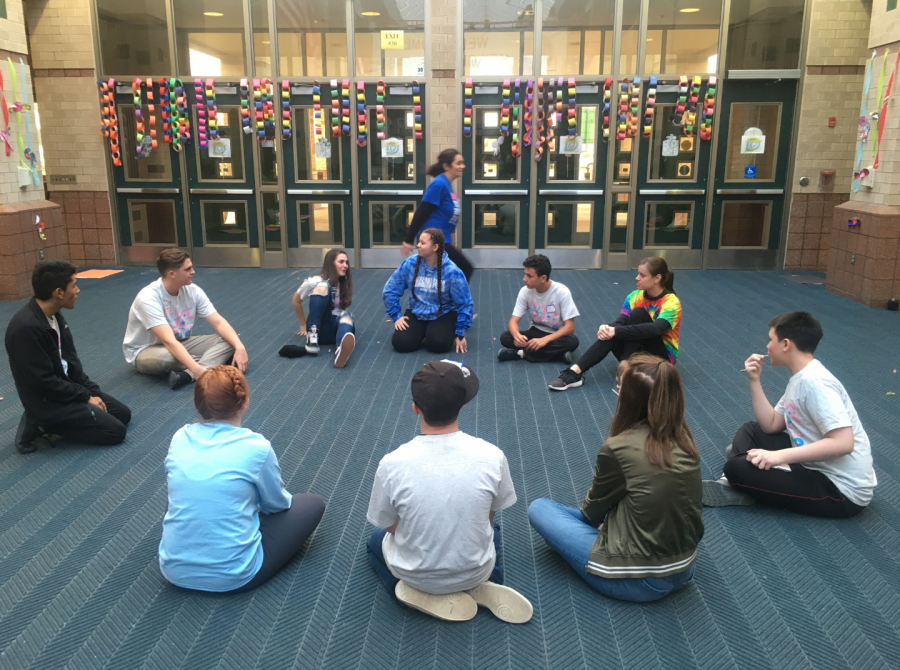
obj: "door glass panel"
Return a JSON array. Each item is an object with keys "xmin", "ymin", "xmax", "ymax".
[
  {"xmin": 120, "ymin": 105, "xmax": 173, "ymax": 181},
  {"xmin": 371, "ymin": 202, "xmax": 414, "ymax": 245},
  {"xmin": 295, "ymin": 108, "xmax": 341, "ymax": 181},
  {"xmin": 724, "ymin": 103, "xmax": 780, "ymax": 181},
  {"xmin": 464, "ymin": 0, "xmax": 534, "ymax": 76},
  {"xmin": 610, "ymin": 192, "xmax": 629, "ymax": 252},
  {"xmin": 726, "ymin": 0, "xmax": 803, "ymax": 70},
  {"xmin": 251, "ymin": 0, "xmax": 271, "ymax": 76},
  {"xmin": 721, "ymin": 202, "xmax": 769, "ymax": 247},
  {"xmin": 644, "ymin": 0, "xmax": 720, "ymax": 75},
  {"xmin": 645, "ymin": 201, "xmax": 691, "ymax": 247},
  {"xmin": 129, "ymin": 200, "xmax": 177, "ymax": 244},
  {"xmin": 474, "ymin": 203, "xmax": 517, "ymax": 246},
  {"xmin": 277, "ymin": 0, "xmax": 348, "ymax": 76},
  {"xmin": 196, "ymin": 107, "xmax": 245, "ymax": 181},
  {"xmin": 541, "ymin": 0, "xmax": 614, "ymax": 75},
  {"xmin": 97, "ymin": 0, "xmax": 172, "ymax": 76},
  {"xmin": 354, "ymin": 0, "xmax": 424, "ymax": 77},
  {"xmin": 368, "ymin": 109, "xmax": 415, "ymax": 182},
  {"xmin": 614, "ymin": 136, "xmax": 634, "ymax": 185},
  {"xmin": 620, "ymin": 1, "xmax": 640, "ymax": 73},
  {"xmin": 474, "ymin": 107, "xmax": 519, "ymax": 182},
  {"xmin": 260, "ymin": 141, "xmax": 278, "ymax": 185},
  {"xmin": 173, "ymin": 0, "xmax": 246, "ymax": 77},
  {"xmin": 548, "ymin": 106, "xmax": 597, "ymax": 182},
  {"xmin": 648, "ymin": 104, "xmax": 698, "ymax": 181},
  {"xmin": 299, "ymin": 202, "xmax": 343, "ymax": 245},
  {"xmin": 262, "ymin": 192, "xmax": 282, "ymax": 251},
  {"xmin": 202, "ymin": 201, "xmax": 249, "ymax": 245},
  {"xmin": 547, "ymin": 203, "xmax": 592, "ymax": 247}
]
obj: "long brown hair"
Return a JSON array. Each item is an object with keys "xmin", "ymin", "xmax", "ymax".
[
  {"xmin": 609, "ymin": 353, "xmax": 699, "ymax": 467},
  {"xmin": 640, "ymin": 256, "xmax": 674, "ymax": 292},
  {"xmin": 411, "ymin": 228, "xmax": 445, "ymax": 315},
  {"xmin": 426, "ymin": 148, "xmax": 460, "ymax": 178},
  {"xmin": 194, "ymin": 365, "xmax": 250, "ymax": 421},
  {"xmin": 319, "ymin": 248, "xmax": 353, "ymax": 310}
]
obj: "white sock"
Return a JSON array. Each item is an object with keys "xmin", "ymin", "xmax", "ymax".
[{"xmin": 517, "ymin": 349, "xmax": 524, "ymax": 359}]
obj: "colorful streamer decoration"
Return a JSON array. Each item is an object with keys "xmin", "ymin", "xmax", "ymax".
[
  {"xmin": 145, "ymin": 78, "xmax": 158, "ymax": 151},
  {"xmin": 195, "ymin": 78, "xmax": 208, "ymax": 149},
  {"xmin": 330, "ymin": 79, "xmax": 340, "ymax": 137},
  {"xmin": 682, "ymin": 75, "xmax": 702, "ymax": 137},
  {"xmin": 546, "ymin": 77, "xmax": 558, "ymax": 154},
  {"xmin": 501, "ymin": 78, "xmax": 511, "ymax": 136},
  {"xmin": 240, "ymin": 79, "xmax": 252, "ymax": 135},
  {"xmin": 463, "ymin": 77, "xmax": 473, "ymax": 137},
  {"xmin": 134, "ymin": 78, "xmax": 147, "ymax": 157},
  {"xmin": 375, "ymin": 80, "xmax": 385, "ymax": 140},
  {"xmin": 567, "ymin": 77, "xmax": 576, "ymax": 137},
  {"xmin": 853, "ymin": 52, "xmax": 875, "ymax": 191},
  {"xmin": 523, "ymin": 79, "xmax": 534, "ymax": 146},
  {"xmin": 96, "ymin": 78, "xmax": 122, "ymax": 166},
  {"xmin": 511, "ymin": 77, "xmax": 521, "ymax": 157},
  {"xmin": 616, "ymin": 78, "xmax": 629, "ymax": 140},
  {"xmin": 157, "ymin": 78, "xmax": 171, "ymax": 144},
  {"xmin": 555, "ymin": 76, "xmax": 564, "ymax": 130},
  {"xmin": 672, "ymin": 76, "xmax": 688, "ymax": 125},
  {"xmin": 174, "ymin": 79, "xmax": 190, "ymax": 147},
  {"xmin": 356, "ymin": 81, "xmax": 367, "ymax": 147},
  {"xmin": 6, "ymin": 58, "xmax": 26, "ymax": 172},
  {"xmin": 18, "ymin": 59, "xmax": 40, "ymax": 183},
  {"xmin": 0, "ymin": 67, "xmax": 9, "ymax": 158},
  {"xmin": 341, "ymin": 79, "xmax": 351, "ymax": 136},
  {"xmin": 282, "ymin": 80, "xmax": 292, "ymax": 139},
  {"xmin": 874, "ymin": 47, "xmax": 900, "ymax": 170},
  {"xmin": 700, "ymin": 76, "xmax": 716, "ymax": 141},
  {"xmin": 534, "ymin": 77, "xmax": 545, "ymax": 162},
  {"xmin": 205, "ymin": 79, "xmax": 218, "ymax": 141},
  {"xmin": 312, "ymin": 80, "xmax": 323, "ymax": 138},
  {"xmin": 260, "ymin": 78, "xmax": 275, "ymax": 141},
  {"xmin": 413, "ymin": 80, "xmax": 423, "ymax": 140},
  {"xmin": 643, "ymin": 76, "xmax": 657, "ymax": 139},
  {"xmin": 872, "ymin": 49, "xmax": 890, "ymax": 157},
  {"xmin": 626, "ymin": 78, "xmax": 641, "ymax": 138},
  {"xmin": 602, "ymin": 77, "xmax": 612, "ymax": 141}
]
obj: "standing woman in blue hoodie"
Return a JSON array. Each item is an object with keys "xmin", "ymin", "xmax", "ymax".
[
  {"xmin": 384, "ymin": 228, "xmax": 474, "ymax": 354},
  {"xmin": 159, "ymin": 365, "xmax": 326, "ymax": 593}
]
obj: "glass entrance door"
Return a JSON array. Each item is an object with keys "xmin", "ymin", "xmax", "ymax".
[
  {"xmin": 183, "ymin": 88, "xmax": 260, "ymax": 267},
  {"xmin": 357, "ymin": 83, "xmax": 426, "ymax": 268},
  {"xmin": 633, "ymin": 81, "xmax": 713, "ymax": 269},
  {"xmin": 283, "ymin": 84, "xmax": 354, "ymax": 268},
  {"xmin": 113, "ymin": 86, "xmax": 188, "ymax": 265},
  {"xmin": 460, "ymin": 82, "xmax": 529, "ymax": 267},
  {"xmin": 535, "ymin": 84, "xmax": 606, "ymax": 268},
  {"xmin": 707, "ymin": 79, "xmax": 796, "ymax": 269}
]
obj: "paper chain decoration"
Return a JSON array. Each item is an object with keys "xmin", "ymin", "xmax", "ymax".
[
  {"xmin": 282, "ymin": 80, "xmax": 291, "ymax": 140},
  {"xmin": 330, "ymin": 79, "xmax": 340, "ymax": 137},
  {"xmin": 682, "ymin": 76, "xmax": 702, "ymax": 137},
  {"xmin": 602, "ymin": 77, "xmax": 612, "ymax": 141},
  {"xmin": 145, "ymin": 78, "xmax": 158, "ymax": 152},
  {"xmin": 672, "ymin": 76, "xmax": 689, "ymax": 125},
  {"xmin": 523, "ymin": 79, "xmax": 533, "ymax": 146},
  {"xmin": 545, "ymin": 77, "xmax": 556, "ymax": 156},
  {"xmin": 501, "ymin": 79, "xmax": 510, "ymax": 136},
  {"xmin": 97, "ymin": 78, "xmax": 121, "ymax": 166},
  {"xmin": 463, "ymin": 78, "xmax": 473, "ymax": 137},
  {"xmin": 375, "ymin": 81, "xmax": 385, "ymax": 140},
  {"xmin": 312, "ymin": 80, "xmax": 323, "ymax": 137},
  {"xmin": 643, "ymin": 76, "xmax": 657, "ymax": 138},
  {"xmin": 133, "ymin": 78, "xmax": 147, "ymax": 157},
  {"xmin": 616, "ymin": 78, "xmax": 629, "ymax": 140},
  {"xmin": 341, "ymin": 79, "xmax": 351, "ymax": 136},
  {"xmin": 356, "ymin": 81, "xmax": 367, "ymax": 147},
  {"xmin": 626, "ymin": 78, "xmax": 641, "ymax": 138},
  {"xmin": 253, "ymin": 79, "xmax": 275, "ymax": 142},
  {"xmin": 157, "ymin": 78, "xmax": 171, "ymax": 145},
  {"xmin": 700, "ymin": 76, "xmax": 716, "ymax": 141},
  {"xmin": 555, "ymin": 76, "xmax": 564, "ymax": 132},
  {"xmin": 194, "ymin": 78, "xmax": 208, "ymax": 149},
  {"xmin": 0, "ymin": 67, "xmax": 9, "ymax": 157},
  {"xmin": 511, "ymin": 78, "xmax": 521, "ymax": 157},
  {"xmin": 534, "ymin": 78, "xmax": 545, "ymax": 162},
  {"xmin": 205, "ymin": 79, "xmax": 219, "ymax": 141},
  {"xmin": 413, "ymin": 81, "xmax": 423, "ymax": 139},
  {"xmin": 240, "ymin": 79, "xmax": 252, "ymax": 134},
  {"xmin": 567, "ymin": 77, "xmax": 576, "ymax": 136},
  {"xmin": 174, "ymin": 80, "xmax": 190, "ymax": 147}
]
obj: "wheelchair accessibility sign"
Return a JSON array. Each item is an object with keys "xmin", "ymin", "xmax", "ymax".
[{"xmin": 744, "ymin": 166, "xmax": 757, "ymax": 179}]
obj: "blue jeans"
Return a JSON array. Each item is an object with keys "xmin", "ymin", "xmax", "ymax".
[
  {"xmin": 308, "ymin": 290, "xmax": 354, "ymax": 346},
  {"xmin": 527, "ymin": 498, "xmax": 694, "ymax": 602},
  {"xmin": 367, "ymin": 522, "xmax": 504, "ymax": 597}
]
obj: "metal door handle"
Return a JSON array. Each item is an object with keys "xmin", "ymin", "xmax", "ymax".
[
  {"xmin": 638, "ymin": 189, "xmax": 706, "ymax": 196},
  {"xmin": 287, "ymin": 189, "xmax": 351, "ymax": 195},
  {"xmin": 190, "ymin": 189, "xmax": 254, "ymax": 195},
  {"xmin": 538, "ymin": 189, "xmax": 604, "ymax": 196},
  {"xmin": 117, "ymin": 187, "xmax": 181, "ymax": 194},
  {"xmin": 359, "ymin": 189, "xmax": 424, "ymax": 196},
  {"xmin": 715, "ymin": 189, "xmax": 784, "ymax": 195},
  {"xmin": 464, "ymin": 189, "xmax": 529, "ymax": 196}
]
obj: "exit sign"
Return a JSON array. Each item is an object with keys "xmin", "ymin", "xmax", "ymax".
[{"xmin": 381, "ymin": 30, "xmax": 404, "ymax": 50}]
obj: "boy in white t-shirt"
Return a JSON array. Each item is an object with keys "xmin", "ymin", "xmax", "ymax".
[
  {"xmin": 366, "ymin": 361, "xmax": 532, "ymax": 623},
  {"xmin": 497, "ymin": 254, "xmax": 580, "ymax": 363},
  {"xmin": 123, "ymin": 249, "xmax": 248, "ymax": 390},
  {"xmin": 703, "ymin": 312, "xmax": 876, "ymax": 517}
]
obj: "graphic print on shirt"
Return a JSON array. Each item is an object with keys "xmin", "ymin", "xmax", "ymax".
[
  {"xmin": 782, "ymin": 401, "xmax": 806, "ymax": 446},
  {"xmin": 449, "ymin": 192, "xmax": 460, "ymax": 230},
  {"xmin": 529, "ymin": 301, "xmax": 561, "ymax": 330},
  {"xmin": 165, "ymin": 302, "xmax": 195, "ymax": 340}
]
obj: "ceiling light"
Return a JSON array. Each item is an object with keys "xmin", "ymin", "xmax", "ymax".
[
  {"xmin": 203, "ymin": 11, "xmax": 224, "ymax": 17},
  {"xmin": 679, "ymin": 7, "xmax": 700, "ymax": 12},
  {"xmin": 262, "ymin": 40, "xmax": 270, "ymax": 45},
  {"xmin": 361, "ymin": 11, "xmax": 380, "ymax": 16}
]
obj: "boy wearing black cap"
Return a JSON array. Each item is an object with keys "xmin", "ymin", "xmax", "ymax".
[{"xmin": 366, "ymin": 360, "xmax": 532, "ymax": 623}]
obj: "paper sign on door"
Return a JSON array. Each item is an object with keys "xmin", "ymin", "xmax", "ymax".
[
  {"xmin": 740, "ymin": 127, "xmax": 765, "ymax": 154},
  {"xmin": 381, "ymin": 137, "xmax": 404, "ymax": 158}
]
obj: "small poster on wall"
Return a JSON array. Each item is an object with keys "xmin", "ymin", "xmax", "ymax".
[
  {"xmin": 662, "ymin": 134, "xmax": 679, "ymax": 157},
  {"xmin": 315, "ymin": 137, "xmax": 332, "ymax": 159},
  {"xmin": 209, "ymin": 138, "xmax": 232, "ymax": 158},
  {"xmin": 382, "ymin": 137, "xmax": 404, "ymax": 158},
  {"xmin": 740, "ymin": 127, "xmax": 765, "ymax": 154},
  {"xmin": 559, "ymin": 135, "xmax": 584, "ymax": 155}
]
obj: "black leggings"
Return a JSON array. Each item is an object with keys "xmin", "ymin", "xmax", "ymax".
[
  {"xmin": 391, "ymin": 309, "xmax": 459, "ymax": 353},
  {"xmin": 230, "ymin": 493, "xmax": 327, "ymax": 592},
  {"xmin": 445, "ymin": 244, "xmax": 474, "ymax": 282},
  {"xmin": 37, "ymin": 391, "xmax": 132, "ymax": 446},
  {"xmin": 500, "ymin": 327, "xmax": 579, "ymax": 363},
  {"xmin": 722, "ymin": 422, "xmax": 865, "ymax": 518},
  {"xmin": 574, "ymin": 307, "xmax": 669, "ymax": 373}
]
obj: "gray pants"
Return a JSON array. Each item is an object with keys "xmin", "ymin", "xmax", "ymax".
[{"xmin": 134, "ymin": 334, "xmax": 235, "ymax": 379}]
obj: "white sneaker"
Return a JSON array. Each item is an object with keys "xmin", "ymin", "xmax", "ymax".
[
  {"xmin": 305, "ymin": 327, "xmax": 320, "ymax": 355},
  {"xmin": 466, "ymin": 582, "xmax": 533, "ymax": 623},
  {"xmin": 394, "ymin": 581, "xmax": 477, "ymax": 621},
  {"xmin": 334, "ymin": 332, "xmax": 355, "ymax": 368}
]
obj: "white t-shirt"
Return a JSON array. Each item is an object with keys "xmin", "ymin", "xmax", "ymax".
[
  {"xmin": 123, "ymin": 279, "xmax": 217, "ymax": 365},
  {"xmin": 296, "ymin": 275, "xmax": 342, "ymax": 315},
  {"xmin": 512, "ymin": 281, "xmax": 580, "ymax": 333},
  {"xmin": 47, "ymin": 315, "xmax": 69, "ymax": 376},
  {"xmin": 774, "ymin": 359, "xmax": 876, "ymax": 507},
  {"xmin": 366, "ymin": 432, "xmax": 517, "ymax": 594}
]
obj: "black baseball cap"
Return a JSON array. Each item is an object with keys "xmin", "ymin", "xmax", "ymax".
[{"xmin": 411, "ymin": 360, "xmax": 480, "ymax": 423}]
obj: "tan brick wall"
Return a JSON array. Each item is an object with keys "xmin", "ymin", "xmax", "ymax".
[
  {"xmin": 806, "ymin": 0, "xmax": 871, "ymax": 66},
  {"xmin": 25, "ymin": 0, "xmax": 95, "ymax": 70},
  {"xmin": 0, "ymin": 0, "xmax": 28, "ymax": 55},
  {"xmin": 868, "ymin": 0, "xmax": 900, "ymax": 49},
  {"xmin": 429, "ymin": 0, "xmax": 459, "ymax": 156}
]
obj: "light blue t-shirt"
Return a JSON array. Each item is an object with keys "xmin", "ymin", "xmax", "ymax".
[
  {"xmin": 159, "ymin": 422, "xmax": 292, "ymax": 592},
  {"xmin": 422, "ymin": 174, "xmax": 461, "ymax": 244}
]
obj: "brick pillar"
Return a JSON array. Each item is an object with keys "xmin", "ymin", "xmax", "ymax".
[{"xmin": 428, "ymin": 0, "xmax": 459, "ymax": 157}]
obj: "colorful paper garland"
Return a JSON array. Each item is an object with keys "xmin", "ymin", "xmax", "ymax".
[
  {"xmin": 413, "ymin": 80, "xmax": 423, "ymax": 140},
  {"xmin": 205, "ymin": 79, "xmax": 218, "ymax": 141},
  {"xmin": 356, "ymin": 81, "xmax": 367, "ymax": 147},
  {"xmin": 511, "ymin": 77, "xmax": 521, "ymax": 157},
  {"xmin": 240, "ymin": 78, "xmax": 252, "ymax": 135},
  {"xmin": 700, "ymin": 76, "xmax": 716, "ymax": 141},
  {"xmin": 501, "ymin": 78, "xmax": 510, "ymax": 136},
  {"xmin": 342, "ymin": 79, "xmax": 351, "ymax": 136},
  {"xmin": 602, "ymin": 77, "xmax": 612, "ymax": 141},
  {"xmin": 133, "ymin": 78, "xmax": 147, "ymax": 158},
  {"xmin": 463, "ymin": 77, "xmax": 473, "ymax": 138},
  {"xmin": 375, "ymin": 80, "xmax": 385, "ymax": 140},
  {"xmin": 330, "ymin": 79, "xmax": 340, "ymax": 137},
  {"xmin": 523, "ymin": 79, "xmax": 533, "ymax": 146},
  {"xmin": 534, "ymin": 77, "xmax": 545, "ymax": 162},
  {"xmin": 643, "ymin": 76, "xmax": 657, "ymax": 139},
  {"xmin": 194, "ymin": 78, "xmax": 208, "ymax": 149},
  {"xmin": 174, "ymin": 79, "xmax": 190, "ymax": 146},
  {"xmin": 567, "ymin": 77, "xmax": 576, "ymax": 137},
  {"xmin": 282, "ymin": 80, "xmax": 291, "ymax": 139}
]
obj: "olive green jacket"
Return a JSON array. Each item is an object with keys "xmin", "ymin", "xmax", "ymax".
[{"xmin": 581, "ymin": 425, "xmax": 704, "ymax": 579}]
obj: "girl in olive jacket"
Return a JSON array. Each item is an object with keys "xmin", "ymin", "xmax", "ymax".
[{"xmin": 528, "ymin": 353, "xmax": 703, "ymax": 602}]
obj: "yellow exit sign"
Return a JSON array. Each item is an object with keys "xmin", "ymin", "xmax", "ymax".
[{"xmin": 381, "ymin": 30, "xmax": 404, "ymax": 50}]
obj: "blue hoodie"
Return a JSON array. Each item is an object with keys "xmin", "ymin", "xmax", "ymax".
[
  {"xmin": 383, "ymin": 252, "xmax": 474, "ymax": 337},
  {"xmin": 159, "ymin": 422, "xmax": 292, "ymax": 592}
]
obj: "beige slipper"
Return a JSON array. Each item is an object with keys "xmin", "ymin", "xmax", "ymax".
[
  {"xmin": 394, "ymin": 581, "xmax": 477, "ymax": 622},
  {"xmin": 466, "ymin": 582, "xmax": 533, "ymax": 624}
]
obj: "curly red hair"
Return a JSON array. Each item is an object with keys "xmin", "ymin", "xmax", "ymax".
[{"xmin": 194, "ymin": 365, "xmax": 250, "ymax": 420}]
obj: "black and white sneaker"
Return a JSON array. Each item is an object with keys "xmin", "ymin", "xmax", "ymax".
[
  {"xmin": 548, "ymin": 368, "xmax": 583, "ymax": 391},
  {"xmin": 497, "ymin": 348, "xmax": 520, "ymax": 362},
  {"xmin": 701, "ymin": 476, "xmax": 756, "ymax": 507},
  {"xmin": 305, "ymin": 326, "xmax": 320, "ymax": 355},
  {"xmin": 334, "ymin": 332, "xmax": 355, "ymax": 368}
]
